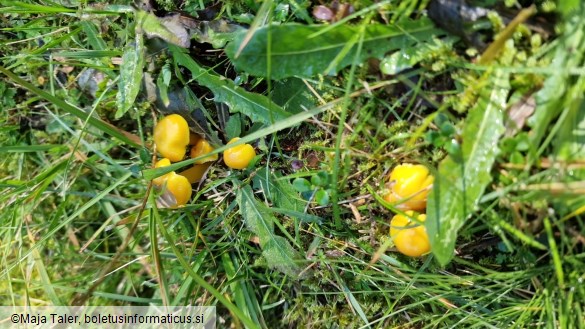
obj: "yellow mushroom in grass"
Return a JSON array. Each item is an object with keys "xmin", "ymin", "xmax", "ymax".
[
  {"xmin": 390, "ymin": 211, "xmax": 431, "ymax": 257},
  {"xmin": 190, "ymin": 138, "xmax": 218, "ymax": 164},
  {"xmin": 384, "ymin": 163, "xmax": 434, "ymax": 211},
  {"xmin": 152, "ymin": 157, "xmax": 192, "ymax": 208},
  {"xmin": 223, "ymin": 138, "xmax": 256, "ymax": 170},
  {"xmin": 154, "ymin": 114, "xmax": 190, "ymax": 162}
]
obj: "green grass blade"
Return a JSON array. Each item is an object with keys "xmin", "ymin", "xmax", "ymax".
[
  {"xmin": 154, "ymin": 209, "xmax": 259, "ymax": 329},
  {"xmin": 543, "ymin": 218, "xmax": 565, "ymax": 289},
  {"xmin": 1, "ymin": 172, "xmax": 133, "ymax": 278},
  {"xmin": 149, "ymin": 195, "xmax": 170, "ymax": 306},
  {"xmin": 221, "ymin": 252, "xmax": 263, "ymax": 326},
  {"xmin": 0, "ymin": 145, "xmax": 66, "ymax": 153}
]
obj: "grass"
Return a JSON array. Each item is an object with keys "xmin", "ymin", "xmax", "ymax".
[{"xmin": 1, "ymin": 0, "xmax": 584, "ymax": 327}]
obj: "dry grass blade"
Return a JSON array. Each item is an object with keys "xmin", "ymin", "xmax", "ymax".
[{"xmin": 479, "ymin": 5, "xmax": 537, "ymax": 64}]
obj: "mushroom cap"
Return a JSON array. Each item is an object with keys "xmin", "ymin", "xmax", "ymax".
[
  {"xmin": 153, "ymin": 158, "xmax": 172, "ymax": 186},
  {"xmin": 151, "ymin": 157, "xmax": 193, "ymax": 208},
  {"xmin": 190, "ymin": 138, "xmax": 218, "ymax": 164},
  {"xmin": 165, "ymin": 173, "xmax": 192, "ymax": 207},
  {"xmin": 223, "ymin": 138, "xmax": 256, "ymax": 170},
  {"xmin": 154, "ymin": 114, "xmax": 190, "ymax": 162},
  {"xmin": 384, "ymin": 163, "xmax": 434, "ymax": 211},
  {"xmin": 390, "ymin": 211, "xmax": 430, "ymax": 257}
]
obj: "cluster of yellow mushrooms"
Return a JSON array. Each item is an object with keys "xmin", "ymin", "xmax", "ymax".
[
  {"xmin": 152, "ymin": 114, "xmax": 256, "ymax": 208},
  {"xmin": 151, "ymin": 114, "xmax": 434, "ymax": 258},
  {"xmin": 383, "ymin": 164, "xmax": 434, "ymax": 257}
]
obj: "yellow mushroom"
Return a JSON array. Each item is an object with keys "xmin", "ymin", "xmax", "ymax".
[
  {"xmin": 384, "ymin": 163, "xmax": 434, "ymax": 211},
  {"xmin": 223, "ymin": 138, "xmax": 256, "ymax": 170},
  {"xmin": 154, "ymin": 114, "xmax": 190, "ymax": 162},
  {"xmin": 152, "ymin": 157, "xmax": 192, "ymax": 208},
  {"xmin": 190, "ymin": 138, "xmax": 218, "ymax": 164},
  {"xmin": 390, "ymin": 211, "xmax": 430, "ymax": 257}
]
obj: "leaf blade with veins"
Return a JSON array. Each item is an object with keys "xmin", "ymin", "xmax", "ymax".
[
  {"xmin": 170, "ymin": 45, "xmax": 292, "ymax": 125},
  {"xmin": 236, "ymin": 185, "xmax": 302, "ymax": 277},
  {"xmin": 225, "ymin": 19, "xmax": 443, "ymax": 79},
  {"xmin": 426, "ymin": 71, "xmax": 510, "ymax": 266}
]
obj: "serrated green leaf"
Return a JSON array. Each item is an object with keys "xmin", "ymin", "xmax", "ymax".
[
  {"xmin": 116, "ymin": 32, "xmax": 144, "ymax": 119},
  {"xmin": 254, "ymin": 168, "xmax": 305, "ymax": 212},
  {"xmin": 271, "ymin": 78, "xmax": 315, "ymax": 114},
  {"xmin": 191, "ymin": 20, "xmax": 245, "ymax": 48},
  {"xmin": 426, "ymin": 71, "xmax": 510, "ymax": 266},
  {"xmin": 379, "ymin": 37, "xmax": 456, "ymax": 75},
  {"xmin": 169, "ymin": 45, "xmax": 292, "ymax": 125},
  {"xmin": 225, "ymin": 114, "xmax": 242, "ymax": 140},
  {"xmin": 225, "ymin": 18, "xmax": 443, "ymax": 79},
  {"xmin": 136, "ymin": 10, "xmax": 190, "ymax": 47},
  {"xmin": 236, "ymin": 185, "xmax": 302, "ymax": 276},
  {"xmin": 270, "ymin": 207, "xmax": 322, "ymax": 224},
  {"xmin": 237, "ymin": 185, "xmax": 273, "ymax": 237},
  {"xmin": 261, "ymin": 236, "xmax": 302, "ymax": 277}
]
